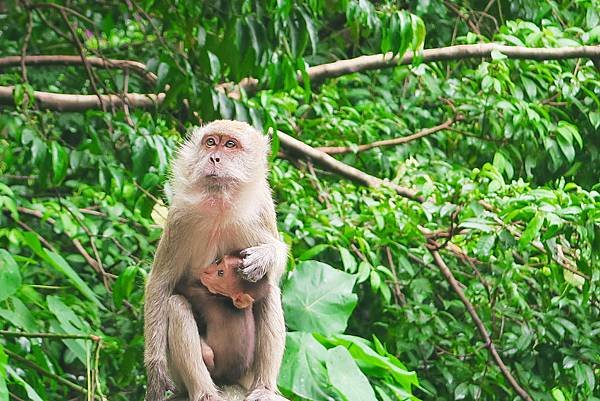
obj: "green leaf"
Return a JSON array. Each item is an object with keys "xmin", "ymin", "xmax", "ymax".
[
  {"xmin": 298, "ymin": 244, "xmax": 329, "ymax": 261},
  {"xmin": 0, "ymin": 298, "xmax": 39, "ymax": 332},
  {"xmin": 491, "ymin": 50, "xmax": 507, "ymax": 60},
  {"xmin": 551, "ymin": 388, "xmax": 566, "ymax": 401},
  {"xmin": 45, "ymin": 251, "xmax": 103, "ymax": 309},
  {"xmin": 0, "ymin": 345, "xmax": 6, "ymax": 401},
  {"xmin": 519, "ymin": 212, "xmax": 544, "ymax": 249},
  {"xmin": 132, "ymin": 137, "xmax": 153, "ymax": 179},
  {"xmin": 326, "ymin": 346, "xmax": 378, "ymax": 401},
  {"xmin": 339, "ymin": 247, "xmax": 357, "ymax": 273},
  {"xmin": 282, "ymin": 261, "xmax": 357, "ymax": 335},
  {"xmin": 51, "ymin": 141, "xmax": 68, "ymax": 184},
  {"xmin": 475, "ymin": 234, "xmax": 496, "ymax": 257},
  {"xmin": 112, "ymin": 265, "xmax": 140, "ymax": 309},
  {"xmin": 7, "ymin": 366, "xmax": 43, "ymax": 401},
  {"xmin": 21, "ymin": 232, "xmax": 102, "ymax": 309},
  {"xmin": 317, "ymin": 334, "xmax": 418, "ymax": 389},
  {"xmin": 0, "ymin": 250, "xmax": 21, "ymax": 302},
  {"xmin": 455, "ymin": 382, "xmax": 469, "ymax": 400},
  {"xmin": 47, "ymin": 295, "xmax": 90, "ymax": 364},
  {"xmin": 279, "ymin": 332, "xmax": 334, "ymax": 401}
]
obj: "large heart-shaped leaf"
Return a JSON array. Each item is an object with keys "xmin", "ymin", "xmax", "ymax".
[
  {"xmin": 282, "ymin": 260, "xmax": 357, "ymax": 335},
  {"xmin": 326, "ymin": 346, "xmax": 378, "ymax": 401},
  {"xmin": 278, "ymin": 332, "xmax": 336, "ymax": 401}
]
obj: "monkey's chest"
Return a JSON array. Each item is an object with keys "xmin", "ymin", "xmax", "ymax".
[{"xmin": 189, "ymin": 222, "xmax": 259, "ymax": 268}]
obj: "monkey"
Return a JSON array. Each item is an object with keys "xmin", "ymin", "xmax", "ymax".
[
  {"xmin": 175, "ymin": 254, "xmax": 271, "ymax": 384},
  {"xmin": 199, "ymin": 254, "xmax": 270, "ymax": 309},
  {"xmin": 144, "ymin": 120, "xmax": 289, "ymax": 401}
]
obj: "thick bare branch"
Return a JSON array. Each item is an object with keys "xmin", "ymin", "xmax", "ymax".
[
  {"xmin": 306, "ymin": 44, "xmax": 600, "ymax": 83},
  {"xmin": 0, "ymin": 55, "xmax": 158, "ymax": 84},
  {"xmin": 0, "ymin": 86, "xmax": 165, "ymax": 111},
  {"xmin": 226, "ymin": 44, "xmax": 600, "ymax": 95},
  {"xmin": 277, "ymin": 130, "xmax": 424, "ymax": 202},
  {"xmin": 316, "ymin": 117, "xmax": 457, "ymax": 154}
]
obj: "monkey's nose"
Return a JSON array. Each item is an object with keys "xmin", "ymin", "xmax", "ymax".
[{"xmin": 209, "ymin": 156, "xmax": 220, "ymax": 164}]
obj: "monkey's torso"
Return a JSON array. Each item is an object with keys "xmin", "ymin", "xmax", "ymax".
[{"xmin": 176, "ymin": 279, "xmax": 256, "ymax": 384}]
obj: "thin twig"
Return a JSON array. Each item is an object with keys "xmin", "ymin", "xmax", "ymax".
[
  {"xmin": 122, "ymin": 68, "xmax": 135, "ymax": 126},
  {"xmin": 444, "ymin": 0, "xmax": 481, "ymax": 34},
  {"xmin": 386, "ymin": 246, "xmax": 406, "ymax": 305},
  {"xmin": 59, "ymin": 9, "xmax": 106, "ymax": 110},
  {"xmin": 428, "ymin": 247, "xmax": 533, "ymax": 401},
  {"xmin": 0, "ymin": 330, "xmax": 101, "ymax": 341},
  {"xmin": 29, "ymin": 2, "xmax": 95, "ymax": 25},
  {"xmin": 15, "ymin": 207, "xmax": 117, "ymax": 282},
  {"xmin": 14, "ymin": 219, "xmax": 58, "ymax": 252},
  {"xmin": 5, "ymin": 349, "xmax": 96, "ymax": 398},
  {"xmin": 58, "ymin": 200, "xmax": 111, "ymax": 289},
  {"xmin": 20, "ymin": 10, "xmax": 33, "ymax": 83},
  {"xmin": 316, "ymin": 118, "xmax": 458, "ymax": 154}
]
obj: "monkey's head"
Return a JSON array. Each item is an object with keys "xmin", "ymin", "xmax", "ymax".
[
  {"xmin": 172, "ymin": 120, "xmax": 270, "ymax": 195},
  {"xmin": 200, "ymin": 255, "xmax": 254, "ymax": 309}
]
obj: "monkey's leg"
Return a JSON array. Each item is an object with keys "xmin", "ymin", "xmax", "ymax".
[
  {"xmin": 200, "ymin": 339, "xmax": 215, "ymax": 374},
  {"xmin": 167, "ymin": 295, "xmax": 222, "ymax": 401},
  {"xmin": 245, "ymin": 287, "xmax": 289, "ymax": 401}
]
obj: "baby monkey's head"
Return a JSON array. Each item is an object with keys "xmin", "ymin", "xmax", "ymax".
[
  {"xmin": 173, "ymin": 120, "xmax": 270, "ymax": 193},
  {"xmin": 200, "ymin": 254, "xmax": 255, "ymax": 309}
]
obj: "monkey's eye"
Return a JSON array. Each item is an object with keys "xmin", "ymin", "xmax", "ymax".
[
  {"xmin": 217, "ymin": 269, "xmax": 224, "ymax": 277},
  {"xmin": 205, "ymin": 137, "xmax": 217, "ymax": 147},
  {"xmin": 224, "ymin": 140, "xmax": 237, "ymax": 148}
]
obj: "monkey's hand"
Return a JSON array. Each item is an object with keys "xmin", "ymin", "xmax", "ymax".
[
  {"xmin": 239, "ymin": 244, "xmax": 275, "ymax": 282},
  {"xmin": 145, "ymin": 366, "xmax": 176, "ymax": 401}
]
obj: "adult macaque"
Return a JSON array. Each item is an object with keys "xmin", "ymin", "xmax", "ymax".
[
  {"xmin": 144, "ymin": 121, "xmax": 289, "ymax": 401},
  {"xmin": 175, "ymin": 254, "xmax": 270, "ymax": 384}
]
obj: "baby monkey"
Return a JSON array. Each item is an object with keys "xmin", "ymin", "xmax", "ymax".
[{"xmin": 176, "ymin": 254, "xmax": 270, "ymax": 384}]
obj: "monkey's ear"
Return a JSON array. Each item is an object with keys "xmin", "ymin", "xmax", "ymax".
[{"xmin": 233, "ymin": 294, "xmax": 254, "ymax": 309}]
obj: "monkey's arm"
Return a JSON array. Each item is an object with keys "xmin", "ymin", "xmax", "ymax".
[
  {"xmin": 144, "ymin": 211, "xmax": 192, "ymax": 401},
  {"xmin": 239, "ymin": 239, "xmax": 288, "ymax": 283},
  {"xmin": 239, "ymin": 202, "xmax": 288, "ymax": 283}
]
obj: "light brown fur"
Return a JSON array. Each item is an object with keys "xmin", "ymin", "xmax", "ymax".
[{"xmin": 144, "ymin": 121, "xmax": 289, "ymax": 401}]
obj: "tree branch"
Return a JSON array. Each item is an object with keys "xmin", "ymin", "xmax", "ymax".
[
  {"xmin": 277, "ymin": 130, "xmax": 424, "ymax": 202},
  {"xmin": 4, "ymin": 349, "xmax": 104, "ymax": 400},
  {"xmin": 0, "ymin": 55, "xmax": 158, "ymax": 84},
  {"xmin": 2, "ymin": 45, "xmax": 597, "ymax": 109},
  {"xmin": 228, "ymin": 44, "xmax": 600, "ymax": 95},
  {"xmin": 428, "ymin": 248, "xmax": 533, "ymax": 401},
  {"xmin": 15, "ymin": 207, "xmax": 117, "ymax": 283},
  {"xmin": 316, "ymin": 117, "xmax": 458, "ymax": 154},
  {"xmin": 305, "ymin": 44, "xmax": 600, "ymax": 84},
  {"xmin": 0, "ymin": 86, "xmax": 164, "ymax": 111},
  {"xmin": 0, "ymin": 330, "xmax": 100, "ymax": 341}
]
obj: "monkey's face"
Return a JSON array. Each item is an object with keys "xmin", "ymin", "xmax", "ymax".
[
  {"xmin": 174, "ymin": 120, "xmax": 270, "ymax": 193},
  {"xmin": 200, "ymin": 255, "xmax": 244, "ymax": 297}
]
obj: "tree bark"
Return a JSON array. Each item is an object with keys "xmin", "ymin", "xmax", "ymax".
[
  {"xmin": 0, "ymin": 55, "xmax": 157, "ymax": 84},
  {"xmin": 0, "ymin": 86, "xmax": 165, "ymax": 111}
]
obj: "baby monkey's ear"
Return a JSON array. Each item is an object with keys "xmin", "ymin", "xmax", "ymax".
[{"xmin": 233, "ymin": 294, "xmax": 255, "ymax": 309}]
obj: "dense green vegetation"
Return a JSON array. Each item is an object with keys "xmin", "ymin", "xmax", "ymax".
[{"xmin": 0, "ymin": 1, "xmax": 599, "ymax": 401}]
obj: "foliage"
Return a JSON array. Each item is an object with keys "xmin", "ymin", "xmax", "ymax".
[{"xmin": 0, "ymin": 1, "xmax": 599, "ymax": 401}]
